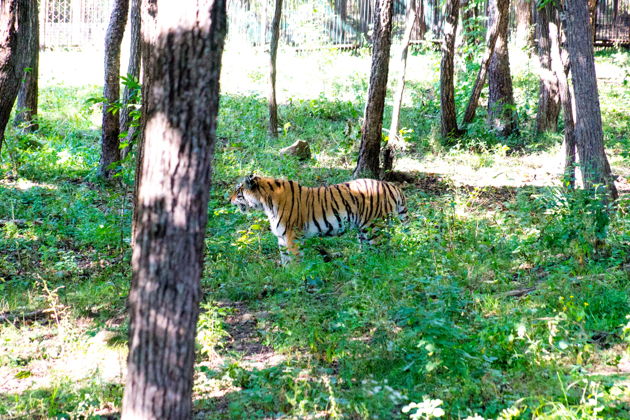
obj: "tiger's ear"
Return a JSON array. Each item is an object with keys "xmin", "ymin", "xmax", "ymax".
[{"xmin": 245, "ymin": 174, "xmax": 258, "ymax": 190}]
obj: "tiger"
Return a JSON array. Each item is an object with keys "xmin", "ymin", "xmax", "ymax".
[{"xmin": 230, "ymin": 175, "xmax": 407, "ymax": 263}]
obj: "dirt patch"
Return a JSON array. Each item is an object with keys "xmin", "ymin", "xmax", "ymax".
[{"xmin": 216, "ymin": 301, "xmax": 285, "ymax": 370}]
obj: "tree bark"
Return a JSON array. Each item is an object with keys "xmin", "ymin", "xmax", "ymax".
[
  {"xmin": 487, "ymin": 0, "xmax": 518, "ymax": 137},
  {"xmin": 14, "ymin": 0, "xmax": 38, "ymax": 132},
  {"xmin": 549, "ymin": 12, "xmax": 576, "ymax": 188},
  {"xmin": 461, "ymin": 0, "xmax": 482, "ymax": 57},
  {"xmin": 121, "ymin": 0, "xmax": 227, "ymax": 419},
  {"xmin": 413, "ymin": 0, "xmax": 425, "ymax": 40},
  {"xmin": 382, "ymin": 0, "xmax": 418, "ymax": 175},
  {"xmin": 439, "ymin": 0, "xmax": 461, "ymax": 138},
  {"xmin": 353, "ymin": 0, "xmax": 393, "ymax": 179},
  {"xmin": 0, "ymin": 0, "xmax": 31, "ymax": 155},
  {"xmin": 268, "ymin": 0, "xmax": 282, "ymax": 138},
  {"xmin": 131, "ymin": 0, "xmax": 158, "ymax": 250},
  {"xmin": 564, "ymin": 0, "xmax": 618, "ymax": 200},
  {"xmin": 514, "ymin": 0, "xmax": 533, "ymax": 49},
  {"xmin": 535, "ymin": 2, "xmax": 560, "ymax": 134},
  {"xmin": 99, "ymin": 0, "xmax": 129, "ymax": 180},
  {"xmin": 119, "ymin": 0, "xmax": 141, "ymax": 158},
  {"xmin": 461, "ymin": 1, "xmax": 501, "ymax": 126}
]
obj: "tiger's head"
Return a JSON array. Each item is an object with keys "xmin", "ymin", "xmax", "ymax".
[{"xmin": 230, "ymin": 175, "xmax": 265, "ymax": 212}]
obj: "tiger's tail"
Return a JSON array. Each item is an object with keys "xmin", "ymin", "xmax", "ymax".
[{"xmin": 395, "ymin": 187, "xmax": 408, "ymax": 221}]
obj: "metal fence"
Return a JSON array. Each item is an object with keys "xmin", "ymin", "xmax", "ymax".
[
  {"xmin": 225, "ymin": 0, "xmax": 442, "ymax": 47},
  {"xmin": 595, "ymin": 0, "xmax": 630, "ymax": 45},
  {"xmin": 40, "ymin": 0, "xmax": 114, "ymax": 49},
  {"xmin": 39, "ymin": 0, "xmax": 630, "ymax": 50}
]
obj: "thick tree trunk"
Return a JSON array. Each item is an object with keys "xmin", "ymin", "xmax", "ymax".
[
  {"xmin": 14, "ymin": 0, "xmax": 38, "ymax": 132},
  {"xmin": 564, "ymin": 0, "xmax": 618, "ymax": 200},
  {"xmin": 121, "ymin": 0, "xmax": 227, "ymax": 418},
  {"xmin": 535, "ymin": 3, "xmax": 560, "ymax": 134},
  {"xmin": 0, "ymin": 0, "xmax": 31, "ymax": 155},
  {"xmin": 353, "ymin": 0, "xmax": 393, "ymax": 179},
  {"xmin": 514, "ymin": 0, "xmax": 533, "ymax": 48},
  {"xmin": 461, "ymin": 1, "xmax": 501, "ymax": 126},
  {"xmin": 487, "ymin": 0, "xmax": 518, "ymax": 137},
  {"xmin": 131, "ymin": 0, "xmax": 158, "ymax": 249},
  {"xmin": 119, "ymin": 0, "xmax": 141, "ymax": 158},
  {"xmin": 439, "ymin": 0, "xmax": 461, "ymax": 138},
  {"xmin": 382, "ymin": 0, "xmax": 418, "ymax": 176},
  {"xmin": 268, "ymin": 0, "xmax": 282, "ymax": 138},
  {"xmin": 99, "ymin": 0, "xmax": 129, "ymax": 180}
]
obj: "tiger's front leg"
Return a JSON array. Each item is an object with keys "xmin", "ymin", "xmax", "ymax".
[{"xmin": 277, "ymin": 229, "xmax": 300, "ymax": 264}]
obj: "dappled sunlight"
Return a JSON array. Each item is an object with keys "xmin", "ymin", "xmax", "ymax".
[
  {"xmin": 2, "ymin": 27, "xmax": 629, "ymax": 418},
  {"xmin": 0, "ymin": 178, "xmax": 58, "ymax": 191},
  {"xmin": 0, "ymin": 322, "xmax": 126, "ymax": 397},
  {"xmin": 395, "ymin": 147, "xmax": 567, "ymax": 188}
]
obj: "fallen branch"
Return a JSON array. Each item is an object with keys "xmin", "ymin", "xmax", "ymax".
[
  {"xmin": 502, "ymin": 287, "xmax": 536, "ymax": 298},
  {"xmin": 0, "ymin": 308, "xmax": 53, "ymax": 323},
  {"xmin": 0, "ymin": 219, "xmax": 42, "ymax": 227}
]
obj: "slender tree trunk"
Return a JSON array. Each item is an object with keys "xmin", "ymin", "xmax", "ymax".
[
  {"xmin": 549, "ymin": 13, "xmax": 575, "ymax": 188},
  {"xmin": 413, "ymin": 0, "xmax": 427, "ymax": 40},
  {"xmin": 0, "ymin": 0, "xmax": 31, "ymax": 156},
  {"xmin": 121, "ymin": 0, "xmax": 227, "ymax": 418},
  {"xmin": 353, "ymin": 0, "xmax": 393, "ymax": 179},
  {"xmin": 461, "ymin": 1, "xmax": 501, "ymax": 126},
  {"xmin": 440, "ymin": 0, "xmax": 461, "ymax": 138},
  {"xmin": 382, "ymin": 0, "xmax": 418, "ymax": 176},
  {"xmin": 120, "ymin": 0, "xmax": 141, "ymax": 158},
  {"xmin": 14, "ymin": 0, "xmax": 38, "ymax": 132},
  {"xmin": 268, "ymin": 0, "xmax": 282, "ymax": 138},
  {"xmin": 535, "ymin": 2, "xmax": 560, "ymax": 134},
  {"xmin": 487, "ymin": 0, "xmax": 518, "ymax": 137},
  {"xmin": 461, "ymin": 0, "xmax": 482, "ymax": 57},
  {"xmin": 564, "ymin": 0, "xmax": 618, "ymax": 200},
  {"xmin": 99, "ymin": 0, "xmax": 129, "ymax": 180}
]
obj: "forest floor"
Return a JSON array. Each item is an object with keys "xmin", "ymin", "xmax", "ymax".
[{"xmin": 1, "ymin": 46, "xmax": 629, "ymax": 419}]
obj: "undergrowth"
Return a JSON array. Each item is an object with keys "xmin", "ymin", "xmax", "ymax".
[{"xmin": 0, "ymin": 48, "xmax": 629, "ymax": 419}]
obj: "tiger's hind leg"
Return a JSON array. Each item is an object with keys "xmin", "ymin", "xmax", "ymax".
[
  {"xmin": 357, "ymin": 223, "xmax": 380, "ymax": 246},
  {"xmin": 357, "ymin": 220, "xmax": 392, "ymax": 246}
]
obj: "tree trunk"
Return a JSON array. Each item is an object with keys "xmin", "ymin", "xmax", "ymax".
[
  {"xmin": 353, "ymin": 0, "xmax": 393, "ymax": 179},
  {"xmin": 535, "ymin": 2, "xmax": 560, "ymax": 134},
  {"xmin": 14, "ymin": 0, "xmax": 38, "ymax": 132},
  {"xmin": 268, "ymin": 0, "xmax": 282, "ymax": 138},
  {"xmin": 0, "ymin": 0, "xmax": 31, "ymax": 155},
  {"xmin": 461, "ymin": 1, "xmax": 501, "ymax": 126},
  {"xmin": 461, "ymin": 0, "xmax": 482, "ymax": 57},
  {"xmin": 549, "ymin": 13, "xmax": 576, "ymax": 188},
  {"xmin": 119, "ymin": 0, "xmax": 141, "ymax": 158},
  {"xmin": 131, "ymin": 0, "xmax": 158, "ymax": 249},
  {"xmin": 514, "ymin": 0, "xmax": 533, "ymax": 49},
  {"xmin": 564, "ymin": 0, "xmax": 618, "ymax": 200},
  {"xmin": 99, "ymin": 0, "xmax": 129, "ymax": 180},
  {"xmin": 382, "ymin": 0, "xmax": 418, "ymax": 176},
  {"xmin": 413, "ymin": 0, "xmax": 425, "ymax": 40},
  {"xmin": 487, "ymin": 0, "xmax": 518, "ymax": 137},
  {"xmin": 121, "ymin": 0, "xmax": 227, "ymax": 419},
  {"xmin": 439, "ymin": 0, "xmax": 461, "ymax": 138},
  {"xmin": 335, "ymin": 0, "xmax": 347, "ymax": 43}
]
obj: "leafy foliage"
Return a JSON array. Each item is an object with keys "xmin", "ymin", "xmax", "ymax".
[{"xmin": 0, "ymin": 48, "xmax": 629, "ymax": 419}]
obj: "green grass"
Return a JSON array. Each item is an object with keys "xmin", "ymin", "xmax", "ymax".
[{"xmin": 1, "ymin": 47, "xmax": 629, "ymax": 419}]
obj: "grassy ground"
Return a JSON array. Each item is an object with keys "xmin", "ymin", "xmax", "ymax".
[{"xmin": 1, "ymin": 45, "xmax": 629, "ymax": 419}]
